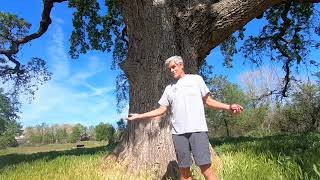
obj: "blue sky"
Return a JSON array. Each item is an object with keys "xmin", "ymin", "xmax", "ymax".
[
  {"xmin": 1, "ymin": 1, "xmax": 319, "ymax": 128},
  {"xmin": 1, "ymin": 0, "xmax": 125, "ymax": 127}
]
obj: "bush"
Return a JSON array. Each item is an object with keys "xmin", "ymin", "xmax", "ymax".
[{"xmin": 276, "ymin": 84, "xmax": 320, "ymax": 133}]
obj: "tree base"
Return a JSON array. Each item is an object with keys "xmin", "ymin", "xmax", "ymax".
[{"xmin": 102, "ymin": 145, "xmax": 223, "ymax": 179}]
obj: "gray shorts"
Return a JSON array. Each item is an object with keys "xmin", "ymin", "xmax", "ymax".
[{"xmin": 172, "ymin": 132, "xmax": 211, "ymax": 168}]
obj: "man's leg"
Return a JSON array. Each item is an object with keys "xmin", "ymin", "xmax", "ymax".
[
  {"xmin": 199, "ymin": 164, "xmax": 218, "ymax": 180},
  {"xmin": 179, "ymin": 167, "xmax": 192, "ymax": 180},
  {"xmin": 189, "ymin": 132, "xmax": 218, "ymax": 180},
  {"xmin": 172, "ymin": 134, "xmax": 193, "ymax": 180}
]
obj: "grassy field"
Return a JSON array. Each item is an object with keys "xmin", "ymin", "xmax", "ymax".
[
  {"xmin": 0, "ymin": 134, "xmax": 319, "ymax": 180},
  {"xmin": 211, "ymin": 133, "xmax": 320, "ymax": 180},
  {"xmin": 0, "ymin": 141, "xmax": 107, "ymax": 155}
]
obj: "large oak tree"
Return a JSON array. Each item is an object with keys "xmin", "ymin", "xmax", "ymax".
[{"xmin": 1, "ymin": 0, "xmax": 319, "ymax": 178}]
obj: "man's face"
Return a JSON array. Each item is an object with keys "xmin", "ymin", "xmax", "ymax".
[{"xmin": 168, "ymin": 61, "xmax": 184, "ymax": 79}]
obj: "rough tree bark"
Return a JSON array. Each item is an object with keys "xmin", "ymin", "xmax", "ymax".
[{"xmin": 110, "ymin": 0, "xmax": 311, "ymax": 178}]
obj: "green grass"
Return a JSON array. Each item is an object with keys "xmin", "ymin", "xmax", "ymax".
[
  {"xmin": 0, "ymin": 153, "xmax": 105, "ymax": 179},
  {"xmin": 0, "ymin": 142, "xmax": 115, "ymax": 180},
  {"xmin": 0, "ymin": 141, "xmax": 106, "ymax": 155},
  {"xmin": 0, "ymin": 134, "xmax": 319, "ymax": 179},
  {"xmin": 211, "ymin": 133, "xmax": 320, "ymax": 180}
]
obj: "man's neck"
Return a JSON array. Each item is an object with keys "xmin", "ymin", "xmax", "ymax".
[{"xmin": 178, "ymin": 72, "xmax": 186, "ymax": 79}]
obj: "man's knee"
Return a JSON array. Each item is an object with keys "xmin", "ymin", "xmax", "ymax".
[
  {"xmin": 179, "ymin": 167, "xmax": 192, "ymax": 179},
  {"xmin": 200, "ymin": 163, "xmax": 212, "ymax": 174},
  {"xmin": 200, "ymin": 164, "xmax": 219, "ymax": 180}
]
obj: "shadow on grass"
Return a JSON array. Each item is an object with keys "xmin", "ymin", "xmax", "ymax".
[
  {"xmin": 0, "ymin": 143, "xmax": 117, "ymax": 171},
  {"xmin": 209, "ymin": 134, "xmax": 290, "ymax": 147}
]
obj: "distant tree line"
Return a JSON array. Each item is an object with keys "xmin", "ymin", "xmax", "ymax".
[{"xmin": 22, "ymin": 120, "xmax": 127, "ymax": 145}]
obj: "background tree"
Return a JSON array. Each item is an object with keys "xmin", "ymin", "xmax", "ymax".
[
  {"xmin": 114, "ymin": 118, "xmax": 127, "ymax": 142},
  {"xmin": 42, "ymin": 124, "xmax": 56, "ymax": 144},
  {"xmin": 55, "ymin": 127, "xmax": 68, "ymax": 143},
  {"xmin": 24, "ymin": 123, "xmax": 86, "ymax": 145},
  {"xmin": 0, "ymin": 120, "xmax": 22, "ymax": 148},
  {"xmin": 95, "ymin": 122, "xmax": 115, "ymax": 143},
  {"xmin": 87, "ymin": 125, "xmax": 96, "ymax": 141},
  {"xmin": 69, "ymin": 123, "xmax": 86, "ymax": 143},
  {"xmin": 0, "ymin": 12, "xmax": 52, "ymax": 102},
  {"xmin": 1, "ymin": 0, "xmax": 320, "ymax": 177},
  {"xmin": 206, "ymin": 75, "xmax": 249, "ymax": 137},
  {"xmin": 25, "ymin": 126, "xmax": 39, "ymax": 144},
  {"xmin": 116, "ymin": 118, "xmax": 127, "ymax": 132},
  {"xmin": 25, "ymin": 123, "xmax": 54, "ymax": 144},
  {"xmin": 277, "ymin": 83, "xmax": 320, "ymax": 133},
  {"xmin": 0, "ymin": 89, "xmax": 21, "ymax": 149},
  {"xmin": 238, "ymin": 2, "xmax": 320, "ymax": 97},
  {"xmin": 239, "ymin": 67, "xmax": 282, "ymax": 108}
]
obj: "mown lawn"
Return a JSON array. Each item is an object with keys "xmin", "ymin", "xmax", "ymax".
[{"xmin": 0, "ymin": 134, "xmax": 319, "ymax": 180}]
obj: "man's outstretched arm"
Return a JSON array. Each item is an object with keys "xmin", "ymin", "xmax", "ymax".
[
  {"xmin": 127, "ymin": 106, "xmax": 168, "ymax": 121},
  {"xmin": 203, "ymin": 93, "xmax": 243, "ymax": 114}
]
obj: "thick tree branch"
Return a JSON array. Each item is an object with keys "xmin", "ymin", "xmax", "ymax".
[
  {"xmin": 282, "ymin": 59, "xmax": 291, "ymax": 97},
  {"xmin": 6, "ymin": 55, "xmax": 21, "ymax": 74},
  {"xmin": 1, "ymin": 0, "xmax": 67, "ymax": 55},
  {"xmin": 174, "ymin": 0, "xmax": 285, "ymax": 63},
  {"xmin": 172, "ymin": 0, "xmax": 316, "ymax": 96},
  {"xmin": 0, "ymin": 0, "xmax": 67, "ymax": 72},
  {"xmin": 173, "ymin": 0, "xmax": 320, "ymax": 64},
  {"xmin": 257, "ymin": 3, "xmax": 291, "ymax": 43},
  {"xmin": 278, "ymin": 3, "xmax": 292, "ymax": 38},
  {"xmin": 251, "ymin": 89, "xmax": 278, "ymax": 104},
  {"xmin": 203, "ymin": 0, "xmax": 286, "ymax": 60},
  {"xmin": 249, "ymin": 2, "xmax": 299, "ymax": 97},
  {"xmin": 274, "ymin": 40, "xmax": 293, "ymax": 97}
]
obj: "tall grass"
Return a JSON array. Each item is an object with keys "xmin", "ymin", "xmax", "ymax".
[
  {"xmin": 1, "ymin": 154, "xmax": 104, "ymax": 179},
  {"xmin": 211, "ymin": 133, "xmax": 320, "ymax": 180},
  {"xmin": 0, "ymin": 143, "xmax": 114, "ymax": 180},
  {"xmin": 0, "ymin": 133, "xmax": 319, "ymax": 179}
]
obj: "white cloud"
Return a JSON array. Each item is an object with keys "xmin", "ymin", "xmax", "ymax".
[
  {"xmin": 20, "ymin": 22, "xmax": 118, "ymax": 127},
  {"xmin": 54, "ymin": 17, "xmax": 65, "ymax": 24},
  {"xmin": 20, "ymin": 79, "xmax": 117, "ymax": 127},
  {"xmin": 67, "ymin": 56, "xmax": 115, "ymax": 96},
  {"xmin": 48, "ymin": 24, "xmax": 70, "ymax": 80}
]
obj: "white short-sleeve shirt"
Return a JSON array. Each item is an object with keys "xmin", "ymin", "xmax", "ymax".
[{"xmin": 158, "ymin": 74, "xmax": 210, "ymax": 134}]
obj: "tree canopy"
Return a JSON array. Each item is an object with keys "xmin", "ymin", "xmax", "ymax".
[{"xmin": 0, "ymin": 1, "xmax": 319, "ymax": 109}]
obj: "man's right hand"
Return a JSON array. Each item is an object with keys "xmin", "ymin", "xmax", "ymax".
[{"xmin": 127, "ymin": 113, "xmax": 141, "ymax": 121}]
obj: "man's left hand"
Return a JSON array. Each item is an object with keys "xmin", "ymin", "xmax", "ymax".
[{"xmin": 230, "ymin": 104, "xmax": 244, "ymax": 114}]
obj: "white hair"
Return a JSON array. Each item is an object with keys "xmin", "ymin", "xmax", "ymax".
[{"xmin": 165, "ymin": 56, "xmax": 184, "ymax": 66}]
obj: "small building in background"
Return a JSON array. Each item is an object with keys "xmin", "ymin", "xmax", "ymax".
[{"xmin": 80, "ymin": 133, "xmax": 90, "ymax": 141}]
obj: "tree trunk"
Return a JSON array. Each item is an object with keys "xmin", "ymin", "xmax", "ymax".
[
  {"xmin": 110, "ymin": 1, "xmax": 203, "ymax": 179},
  {"xmin": 110, "ymin": 0, "xmax": 287, "ymax": 178},
  {"xmin": 223, "ymin": 119, "xmax": 230, "ymax": 137}
]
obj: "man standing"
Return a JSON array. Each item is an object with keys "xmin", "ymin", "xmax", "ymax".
[{"xmin": 128, "ymin": 56, "xmax": 243, "ymax": 180}]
